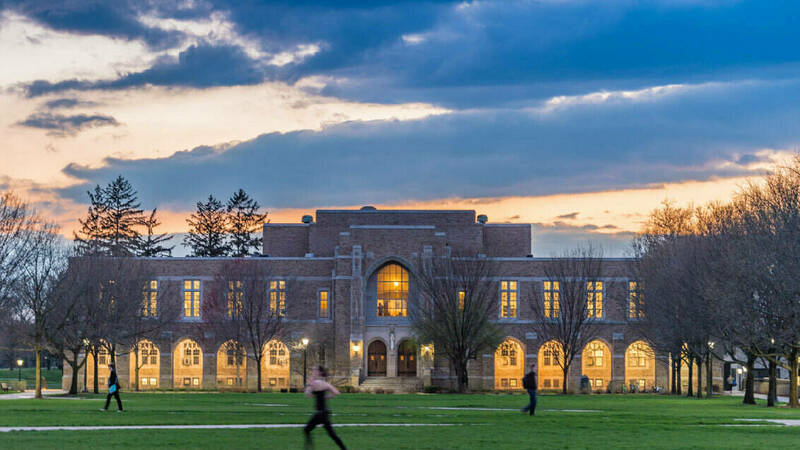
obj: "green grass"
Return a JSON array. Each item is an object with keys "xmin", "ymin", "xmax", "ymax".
[
  {"xmin": 0, "ymin": 368, "xmax": 62, "ymax": 390},
  {"xmin": 1, "ymin": 392, "xmax": 799, "ymax": 449}
]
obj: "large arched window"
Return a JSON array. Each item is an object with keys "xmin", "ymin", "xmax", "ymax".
[
  {"xmin": 494, "ymin": 338, "xmax": 524, "ymax": 390},
  {"xmin": 376, "ymin": 263, "xmax": 409, "ymax": 317}
]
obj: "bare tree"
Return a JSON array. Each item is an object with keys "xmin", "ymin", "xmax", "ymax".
[
  {"xmin": 0, "ymin": 192, "xmax": 41, "ymax": 311},
  {"xmin": 527, "ymin": 245, "xmax": 604, "ymax": 394},
  {"xmin": 411, "ymin": 253, "xmax": 501, "ymax": 393},
  {"xmin": 204, "ymin": 259, "xmax": 285, "ymax": 391}
]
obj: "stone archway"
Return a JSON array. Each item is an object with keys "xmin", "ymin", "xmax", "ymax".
[
  {"xmin": 538, "ymin": 340, "xmax": 565, "ymax": 391},
  {"xmin": 582, "ymin": 340, "xmax": 611, "ymax": 392},
  {"xmin": 129, "ymin": 339, "xmax": 159, "ymax": 390},
  {"xmin": 495, "ymin": 338, "xmax": 524, "ymax": 390},
  {"xmin": 625, "ymin": 341, "xmax": 655, "ymax": 391},
  {"xmin": 217, "ymin": 340, "xmax": 246, "ymax": 388},
  {"xmin": 262, "ymin": 340, "xmax": 290, "ymax": 390},
  {"xmin": 173, "ymin": 338, "xmax": 203, "ymax": 389}
]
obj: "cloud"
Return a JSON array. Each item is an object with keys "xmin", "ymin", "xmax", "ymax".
[
  {"xmin": 532, "ymin": 222, "xmax": 637, "ymax": 258},
  {"xmin": 53, "ymin": 77, "xmax": 800, "ymax": 209},
  {"xmin": 44, "ymin": 98, "xmax": 97, "ymax": 109},
  {"xmin": 17, "ymin": 112, "xmax": 119, "ymax": 136},
  {"xmin": 556, "ymin": 212, "xmax": 579, "ymax": 220}
]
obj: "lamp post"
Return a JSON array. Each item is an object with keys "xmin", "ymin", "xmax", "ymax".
[
  {"xmin": 301, "ymin": 338, "xmax": 310, "ymax": 387},
  {"xmin": 16, "ymin": 359, "xmax": 23, "ymax": 382}
]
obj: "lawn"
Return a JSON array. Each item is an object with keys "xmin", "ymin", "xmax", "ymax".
[
  {"xmin": 0, "ymin": 368, "xmax": 62, "ymax": 390},
  {"xmin": 1, "ymin": 392, "xmax": 799, "ymax": 449}
]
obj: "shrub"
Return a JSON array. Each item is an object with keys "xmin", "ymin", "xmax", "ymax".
[{"xmin": 423, "ymin": 385, "xmax": 441, "ymax": 394}]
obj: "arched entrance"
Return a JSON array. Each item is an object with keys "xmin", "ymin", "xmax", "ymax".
[
  {"xmin": 129, "ymin": 340, "xmax": 159, "ymax": 390},
  {"xmin": 217, "ymin": 340, "xmax": 246, "ymax": 388},
  {"xmin": 368, "ymin": 340, "xmax": 387, "ymax": 376},
  {"xmin": 397, "ymin": 340, "xmax": 417, "ymax": 377},
  {"xmin": 262, "ymin": 340, "xmax": 290, "ymax": 390},
  {"xmin": 495, "ymin": 338, "xmax": 524, "ymax": 390},
  {"xmin": 582, "ymin": 340, "xmax": 611, "ymax": 392},
  {"xmin": 174, "ymin": 339, "xmax": 203, "ymax": 389},
  {"xmin": 625, "ymin": 341, "xmax": 655, "ymax": 391},
  {"xmin": 538, "ymin": 340, "xmax": 565, "ymax": 390}
]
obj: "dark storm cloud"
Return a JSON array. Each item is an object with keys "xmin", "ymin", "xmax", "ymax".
[
  {"xmin": 17, "ymin": 112, "xmax": 119, "ymax": 136},
  {"xmin": 55, "ymin": 78, "xmax": 800, "ymax": 209},
  {"xmin": 44, "ymin": 98, "xmax": 97, "ymax": 109},
  {"xmin": 25, "ymin": 43, "xmax": 268, "ymax": 96}
]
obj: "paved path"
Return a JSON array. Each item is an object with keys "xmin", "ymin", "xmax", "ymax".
[
  {"xmin": 735, "ymin": 419, "xmax": 800, "ymax": 426},
  {"xmin": 721, "ymin": 391, "xmax": 792, "ymax": 404},
  {"xmin": 0, "ymin": 423, "xmax": 457, "ymax": 433},
  {"xmin": 0, "ymin": 390, "xmax": 68, "ymax": 400}
]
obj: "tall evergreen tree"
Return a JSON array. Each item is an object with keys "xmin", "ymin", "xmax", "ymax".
[
  {"xmin": 226, "ymin": 189, "xmax": 268, "ymax": 257},
  {"xmin": 184, "ymin": 195, "xmax": 230, "ymax": 257},
  {"xmin": 73, "ymin": 185, "xmax": 106, "ymax": 256},
  {"xmin": 99, "ymin": 175, "xmax": 144, "ymax": 256},
  {"xmin": 135, "ymin": 208, "xmax": 174, "ymax": 257}
]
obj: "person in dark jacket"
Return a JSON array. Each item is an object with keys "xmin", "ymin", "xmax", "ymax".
[
  {"xmin": 521, "ymin": 363, "xmax": 538, "ymax": 416},
  {"xmin": 101, "ymin": 363, "xmax": 123, "ymax": 412},
  {"xmin": 304, "ymin": 366, "xmax": 346, "ymax": 449}
]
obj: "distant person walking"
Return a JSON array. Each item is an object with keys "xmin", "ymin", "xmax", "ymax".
[
  {"xmin": 100, "ymin": 363, "xmax": 123, "ymax": 412},
  {"xmin": 521, "ymin": 363, "xmax": 538, "ymax": 416},
  {"xmin": 304, "ymin": 366, "xmax": 346, "ymax": 449}
]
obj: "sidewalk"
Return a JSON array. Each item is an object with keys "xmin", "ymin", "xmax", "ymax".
[
  {"xmin": 721, "ymin": 390, "xmax": 791, "ymax": 404},
  {"xmin": 0, "ymin": 389, "xmax": 68, "ymax": 400}
]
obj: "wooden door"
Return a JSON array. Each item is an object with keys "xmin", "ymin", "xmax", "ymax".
[
  {"xmin": 397, "ymin": 340, "xmax": 417, "ymax": 377},
  {"xmin": 368, "ymin": 341, "xmax": 387, "ymax": 376}
]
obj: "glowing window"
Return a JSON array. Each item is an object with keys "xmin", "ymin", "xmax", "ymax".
[
  {"xmin": 377, "ymin": 264, "xmax": 409, "ymax": 317},
  {"xmin": 458, "ymin": 290, "xmax": 466, "ymax": 310},
  {"xmin": 183, "ymin": 280, "xmax": 201, "ymax": 317},
  {"xmin": 627, "ymin": 342, "xmax": 651, "ymax": 368},
  {"xmin": 628, "ymin": 281, "xmax": 644, "ymax": 319},
  {"xmin": 140, "ymin": 341, "xmax": 158, "ymax": 366},
  {"xmin": 142, "ymin": 280, "xmax": 158, "ymax": 317},
  {"xmin": 500, "ymin": 280, "xmax": 518, "ymax": 318},
  {"xmin": 319, "ymin": 290, "xmax": 329, "ymax": 318},
  {"xmin": 586, "ymin": 281, "xmax": 603, "ymax": 318},
  {"xmin": 227, "ymin": 280, "xmax": 243, "ymax": 318},
  {"xmin": 182, "ymin": 341, "xmax": 201, "ymax": 367},
  {"xmin": 269, "ymin": 280, "xmax": 286, "ymax": 317},
  {"xmin": 543, "ymin": 281, "xmax": 560, "ymax": 318},
  {"xmin": 585, "ymin": 341, "xmax": 605, "ymax": 367}
]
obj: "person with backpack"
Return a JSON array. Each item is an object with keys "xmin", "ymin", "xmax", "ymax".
[
  {"xmin": 100, "ymin": 363, "xmax": 123, "ymax": 412},
  {"xmin": 521, "ymin": 363, "xmax": 538, "ymax": 416}
]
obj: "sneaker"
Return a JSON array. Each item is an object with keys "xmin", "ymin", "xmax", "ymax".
[
  {"xmin": 99, "ymin": 409, "xmax": 106, "ymax": 412},
  {"xmin": 117, "ymin": 410, "xmax": 124, "ymax": 413}
]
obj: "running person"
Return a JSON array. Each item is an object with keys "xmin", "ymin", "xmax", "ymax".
[{"xmin": 304, "ymin": 366, "xmax": 346, "ymax": 449}]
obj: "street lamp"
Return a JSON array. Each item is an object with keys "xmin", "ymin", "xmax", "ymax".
[
  {"xmin": 301, "ymin": 338, "xmax": 310, "ymax": 387},
  {"xmin": 16, "ymin": 359, "xmax": 23, "ymax": 382}
]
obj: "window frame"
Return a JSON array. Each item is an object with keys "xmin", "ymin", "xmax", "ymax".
[
  {"xmin": 269, "ymin": 279, "xmax": 287, "ymax": 318},
  {"xmin": 376, "ymin": 263, "xmax": 409, "ymax": 318},
  {"xmin": 586, "ymin": 281, "xmax": 604, "ymax": 319},
  {"xmin": 628, "ymin": 281, "xmax": 644, "ymax": 320},
  {"xmin": 182, "ymin": 279, "xmax": 202, "ymax": 320},
  {"xmin": 142, "ymin": 279, "xmax": 159, "ymax": 317},
  {"xmin": 499, "ymin": 280, "xmax": 519, "ymax": 319},
  {"xmin": 226, "ymin": 280, "xmax": 244, "ymax": 319},
  {"xmin": 318, "ymin": 289, "xmax": 331, "ymax": 319},
  {"xmin": 543, "ymin": 280, "xmax": 560, "ymax": 319}
]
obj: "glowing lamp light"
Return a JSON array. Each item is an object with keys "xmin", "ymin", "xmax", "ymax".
[
  {"xmin": 393, "ymin": 281, "xmax": 399, "ymax": 287},
  {"xmin": 301, "ymin": 338, "xmax": 309, "ymax": 347},
  {"xmin": 736, "ymin": 368, "xmax": 742, "ymax": 375},
  {"xmin": 742, "ymin": 367, "xmax": 747, "ymax": 373},
  {"xmin": 16, "ymin": 359, "xmax": 23, "ymax": 367},
  {"xmin": 352, "ymin": 343, "xmax": 361, "ymax": 353}
]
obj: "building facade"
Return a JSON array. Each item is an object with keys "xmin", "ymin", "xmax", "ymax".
[{"xmin": 65, "ymin": 208, "xmax": 719, "ymax": 393}]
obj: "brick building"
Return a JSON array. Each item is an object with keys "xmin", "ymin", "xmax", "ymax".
[{"xmin": 66, "ymin": 208, "xmax": 717, "ymax": 393}]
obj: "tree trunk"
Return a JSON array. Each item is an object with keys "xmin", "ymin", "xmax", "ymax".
[
  {"xmin": 256, "ymin": 356, "xmax": 263, "ymax": 393},
  {"xmin": 134, "ymin": 348, "xmax": 140, "ymax": 392},
  {"xmin": 766, "ymin": 358, "xmax": 776, "ymax": 407},
  {"xmin": 743, "ymin": 354, "xmax": 756, "ymax": 405},
  {"xmin": 687, "ymin": 356, "xmax": 693, "ymax": 397},
  {"xmin": 562, "ymin": 363, "xmax": 570, "ymax": 395},
  {"xmin": 789, "ymin": 348, "xmax": 799, "ymax": 408},
  {"xmin": 676, "ymin": 357, "xmax": 682, "ymax": 395},
  {"xmin": 69, "ymin": 353, "xmax": 80, "ymax": 395},
  {"xmin": 92, "ymin": 347, "xmax": 99, "ymax": 394},
  {"xmin": 459, "ymin": 360, "xmax": 470, "ymax": 393},
  {"xmin": 696, "ymin": 356, "xmax": 703, "ymax": 399},
  {"xmin": 34, "ymin": 347, "xmax": 43, "ymax": 399},
  {"xmin": 706, "ymin": 352, "xmax": 713, "ymax": 398}
]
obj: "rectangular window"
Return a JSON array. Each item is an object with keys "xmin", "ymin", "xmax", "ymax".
[
  {"xmin": 227, "ymin": 280, "xmax": 243, "ymax": 318},
  {"xmin": 269, "ymin": 280, "xmax": 286, "ymax": 317},
  {"xmin": 183, "ymin": 280, "xmax": 201, "ymax": 317},
  {"xmin": 586, "ymin": 281, "xmax": 603, "ymax": 318},
  {"xmin": 458, "ymin": 290, "xmax": 466, "ymax": 310},
  {"xmin": 319, "ymin": 290, "xmax": 329, "ymax": 318},
  {"xmin": 628, "ymin": 281, "xmax": 643, "ymax": 319},
  {"xmin": 543, "ymin": 281, "xmax": 560, "ymax": 318},
  {"xmin": 142, "ymin": 280, "xmax": 158, "ymax": 317},
  {"xmin": 500, "ymin": 280, "xmax": 518, "ymax": 318}
]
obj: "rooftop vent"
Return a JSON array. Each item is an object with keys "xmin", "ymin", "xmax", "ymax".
[
  {"xmin": 477, "ymin": 214, "xmax": 488, "ymax": 224},
  {"xmin": 360, "ymin": 205, "xmax": 377, "ymax": 211},
  {"xmin": 301, "ymin": 215, "xmax": 313, "ymax": 224}
]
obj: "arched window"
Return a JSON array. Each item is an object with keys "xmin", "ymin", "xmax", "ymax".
[
  {"xmin": 538, "ymin": 340, "xmax": 565, "ymax": 390},
  {"xmin": 626, "ymin": 341, "xmax": 655, "ymax": 391},
  {"xmin": 130, "ymin": 340, "xmax": 160, "ymax": 389},
  {"xmin": 262, "ymin": 340, "xmax": 290, "ymax": 389},
  {"xmin": 495, "ymin": 338, "xmax": 524, "ymax": 389},
  {"xmin": 582, "ymin": 340, "xmax": 611, "ymax": 391},
  {"xmin": 377, "ymin": 264, "xmax": 409, "ymax": 317},
  {"xmin": 173, "ymin": 339, "xmax": 203, "ymax": 388}
]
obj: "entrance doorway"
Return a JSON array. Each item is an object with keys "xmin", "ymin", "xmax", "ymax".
[
  {"xmin": 397, "ymin": 340, "xmax": 417, "ymax": 377},
  {"xmin": 368, "ymin": 340, "xmax": 387, "ymax": 376}
]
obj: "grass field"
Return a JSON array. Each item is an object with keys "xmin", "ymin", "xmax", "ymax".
[
  {"xmin": 0, "ymin": 368, "xmax": 62, "ymax": 391},
  {"xmin": 1, "ymin": 392, "xmax": 799, "ymax": 449}
]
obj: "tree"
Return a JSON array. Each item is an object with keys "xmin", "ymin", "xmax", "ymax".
[
  {"xmin": 135, "ymin": 209, "xmax": 174, "ymax": 257},
  {"xmin": 0, "ymin": 192, "xmax": 41, "ymax": 311},
  {"xmin": 13, "ymin": 221, "xmax": 66, "ymax": 399},
  {"xmin": 204, "ymin": 260, "xmax": 285, "ymax": 391},
  {"xmin": 411, "ymin": 252, "xmax": 501, "ymax": 393},
  {"xmin": 527, "ymin": 245, "xmax": 605, "ymax": 394},
  {"xmin": 74, "ymin": 176, "xmax": 145, "ymax": 256},
  {"xmin": 226, "ymin": 189, "xmax": 268, "ymax": 257},
  {"xmin": 184, "ymin": 195, "xmax": 230, "ymax": 257}
]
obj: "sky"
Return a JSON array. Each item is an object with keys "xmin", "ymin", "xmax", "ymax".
[{"xmin": 2, "ymin": 0, "xmax": 798, "ymax": 256}]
